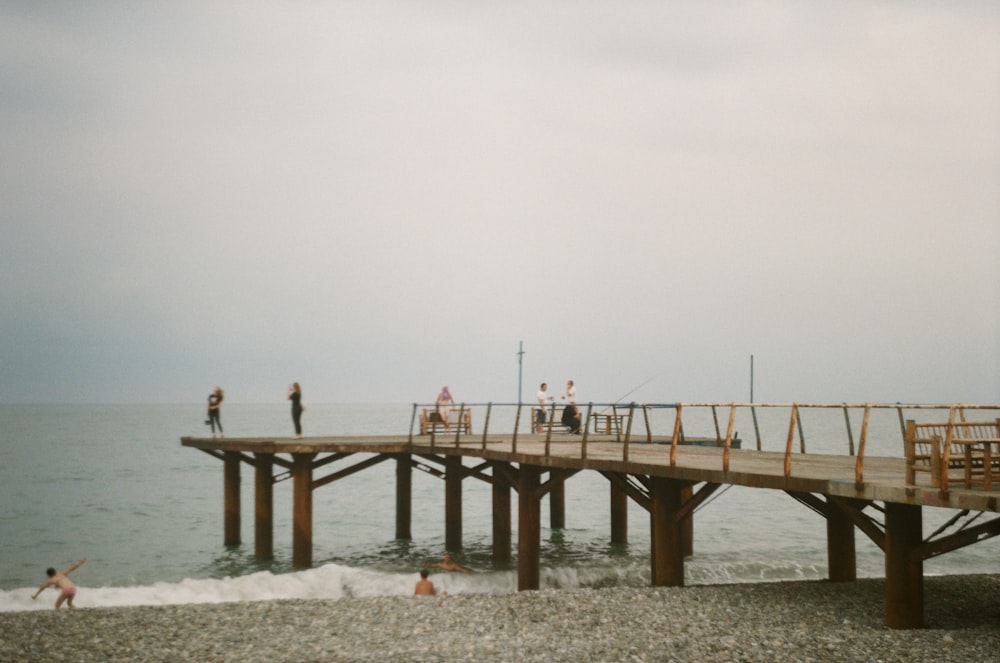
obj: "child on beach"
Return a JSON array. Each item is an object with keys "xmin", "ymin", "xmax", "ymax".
[
  {"xmin": 413, "ymin": 569, "xmax": 438, "ymax": 595},
  {"xmin": 32, "ymin": 558, "xmax": 87, "ymax": 609}
]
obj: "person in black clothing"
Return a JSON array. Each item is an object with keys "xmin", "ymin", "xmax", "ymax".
[
  {"xmin": 561, "ymin": 402, "xmax": 582, "ymax": 434},
  {"xmin": 207, "ymin": 386, "xmax": 224, "ymax": 437},
  {"xmin": 288, "ymin": 382, "xmax": 304, "ymax": 438}
]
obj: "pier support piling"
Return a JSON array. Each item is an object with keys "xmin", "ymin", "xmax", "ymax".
[
  {"xmin": 549, "ymin": 479, "xmax": 565, "ymax": 530},
  {"xmin": 223, "ymin": 451, "xmax": 241, "ymax": 546},
  {"xmin": 885, "ymin": 503, "xmax": 923, "ymax": 629},
  {"xmin": 492, "ymin": 465, "xmax": 512, "ymax": 563},
  {"xmin": 253, "ymin": 453, "xmax": 273, "ymax": 559},
  {"xmin": 610, "ymin": 480, "xmax": 628, "ymax": 545},
  {"xmin": 826, "ymin": 503, "xmax": 856, "ymax": 582},
  {"xmin": 518, "ymin": 465, "xmax": 543, "ymax": 590},
  {"xmin": 681, "ymin": 484, "xmax": 693, "ymax": 557},
  {"xmin": 650, "ymin": 477, "xmax": 685, "ymax": 586},
  {"xmin": 445, "ymin": 455, "xmax": 463, "ymax": 551},
  {"xmin": 395, "ymin": 454, "xmax": 412, "ymax": 540},
  {"xmin": 291, "ymin": 453, "xmax": 314, "ymax": 568}
]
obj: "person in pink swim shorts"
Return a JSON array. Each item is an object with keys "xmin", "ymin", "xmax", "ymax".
[{"xmin": 32, "ymin": 558, "xmax": 87, "ymax": 609}]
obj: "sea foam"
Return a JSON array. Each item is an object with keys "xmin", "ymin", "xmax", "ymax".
[{"xmin": 0, "ymin": 563, "xmax": 506, "ymax": 612}]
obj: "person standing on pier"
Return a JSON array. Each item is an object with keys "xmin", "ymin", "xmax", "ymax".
[
  {"xmin": 536, "ymin": 383, "xmax": 552, "ymax": 433},
  {"xmin": 288, "ymin": 382, "xmax": 304, "ymax": 438},
  {"xmin": 207, "ymin": 386, "xmax": 224, "ymax": 437},
  {"xmin": 435, "ymin": 386, "xmax": 454, "ymax": 431},
  {"xmin": 32, "ymin": 558, "xmax": 87, "ymax": 609},
  {"xmin": 562, "ymin": 380, "xmax": 576, "ymax": 404}
]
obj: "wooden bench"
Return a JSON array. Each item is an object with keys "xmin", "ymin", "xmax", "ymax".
[
  {"xmin": 904, "ymin": 419, "xmax": 1000, "ymax": 490},
  {"xmin": 419, "ymin": 408, "xmax": 472, "ymax": 435},
  {"xmin": 532, "ymin": 406, "xmax": 581, "ymax": 433},
  {"xmin": 591, "ymin": 412, "xmax": 629, "ymax": 435},
  {"xmin": 531, "ymin": 408, "xmax": 632, "ymax": 435}
]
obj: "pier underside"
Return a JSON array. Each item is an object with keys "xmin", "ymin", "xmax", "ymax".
[{"xmin": 183, "ymin": 430, "xmax": 1000, "ymax": 630}]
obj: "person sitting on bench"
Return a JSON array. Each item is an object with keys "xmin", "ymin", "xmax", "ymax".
[{"xmin": 561, "ymin": 402, "xmax": 582, "ymax": 434}]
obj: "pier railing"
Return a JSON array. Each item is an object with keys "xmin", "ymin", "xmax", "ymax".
[{"xmin": 409, "ymin": 401, "xmax": 1000, "ymax": 488}]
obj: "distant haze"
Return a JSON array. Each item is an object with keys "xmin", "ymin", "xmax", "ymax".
[{"xmin": 2, "ymin": 2, "xmax": 997, "ymax": 405}]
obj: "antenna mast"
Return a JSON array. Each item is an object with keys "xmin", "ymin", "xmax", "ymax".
[{"xmin": 517, "ymin": 341, "xmax": 525, "ymax": 403}]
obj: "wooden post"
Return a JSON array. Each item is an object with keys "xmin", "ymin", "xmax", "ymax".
[
  {"xmin": 223, "ymin": 451, "xmax": 241, "ymax": 546},
  {"xmin": 681, "ymin": 484, "xmax": 693, "ymax": 557},
  {"xmin": 445, "ymin": 455, "xmax": 463, "ymax": 551},
  {"xmin": 253, "ymin": 453, "xmax": 273, "ymax": 559},
  {"xmin": 885, "ymin": 503, "xmax": 923, "ymax": 629},
  {"xmin": 649, "ymin": 476, "xmax": 684, "ymax": 586},
  {"xmin": 395, "ymin": 454, "xmax": 412, "ymax": 540},
  {"xmin": 291, "ymin": 453, "xmax": 314, "ymax": 568},
  {"xmin": 827, "ymin": 502, "xmax": 856, "ymax": 582},
  {"xmin": 518, "ymin": 465, "xmax": 542, "ymax": 590},
  {"xmin": 610, "ymin": 479, "xmax": 628, "ymax": 545},
  {"xmin": 493, "ymin": 467, "xmax": 512, "ymax": 563},
  {"xmin": 549, "ymin": 478, "xmax": 565, "ymax": 530}
]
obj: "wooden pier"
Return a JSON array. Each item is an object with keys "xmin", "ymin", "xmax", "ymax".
[{"xmin": 181, "ymin": 401, "xmax": 1000, "ymax": 629}]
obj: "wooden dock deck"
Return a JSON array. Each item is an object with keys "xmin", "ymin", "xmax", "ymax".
[
  {"xmin": 181, "ymin": 401, "xmax": 1000, "ymax": 629},
  {"xmin": 182, "ymin": 433, "xmax": 998, "ymax": 511}
]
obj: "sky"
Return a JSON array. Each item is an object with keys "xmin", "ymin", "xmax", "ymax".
[{"xmin": 1, "ymin": 2, "xmax": 998, "ymax": 406}]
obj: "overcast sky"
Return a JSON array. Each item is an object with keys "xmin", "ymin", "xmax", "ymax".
[{"xmin": 2, "ymin": 2, "xmax": 998, "ymax": 406}]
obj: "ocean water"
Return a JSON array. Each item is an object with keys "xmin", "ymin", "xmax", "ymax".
[{"xmin": 1, "ymin": 402, "xmax": 997, "ymax": 612}]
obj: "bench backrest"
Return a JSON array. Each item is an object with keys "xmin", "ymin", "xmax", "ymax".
[
  {"xmin": 909, "ymin": 420, "xmax": 1000, "ymax": 452},
  {"xmin": 904, "ymin": 418, "xmax": 1000, "ymax": 487}
]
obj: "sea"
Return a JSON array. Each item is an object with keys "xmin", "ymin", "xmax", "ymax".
[{"xmin": 2, "ymin": 402, "xmax": 998, "ymax": 612}]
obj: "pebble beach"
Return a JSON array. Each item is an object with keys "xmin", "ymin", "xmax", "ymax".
[{"xmin": 2, "ymin": 575, "xmax": 997, "ymax": 663}]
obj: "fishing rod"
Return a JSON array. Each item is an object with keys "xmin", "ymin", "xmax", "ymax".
[
  {"xmin": 693, "ymin": 483, "xmax": 733, "ymax": 514},
  {"xmin": 598, "ymin": 372, "xmax": 665, "ymax": 413}
]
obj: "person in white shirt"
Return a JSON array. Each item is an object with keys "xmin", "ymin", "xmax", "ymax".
[
  {"xmin": 562, "ymin": 380, "xmax": 576, "ymax": 404},
  {"xmin": 535, "ymin": 383, "xmax": 552, "ymax": 433}
]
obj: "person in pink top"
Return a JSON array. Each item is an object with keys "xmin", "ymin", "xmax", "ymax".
[{"xmin": 435, "ymin": 386, "xmax": 455, "ymax": 431}]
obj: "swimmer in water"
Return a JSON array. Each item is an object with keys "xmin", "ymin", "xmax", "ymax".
[{"xmin": 424, "ymin": 552, "xmax": 472, "ymax": 573}]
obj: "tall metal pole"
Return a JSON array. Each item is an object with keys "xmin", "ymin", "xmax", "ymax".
[
  {"xmin": 517, "ymin": 341, "xmax": 525, "ymax": 403},
  {"xmin": 750, "ymin": 354, "xmax": 754, "ymax": 403}
]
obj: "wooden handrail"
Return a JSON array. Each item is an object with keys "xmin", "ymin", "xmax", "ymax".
[
  {"xmin": 402, "ymin": 400, "xmax": 999, "ymax": 486},
  {"xmin": 784, "ymin": 403, "xmax": 799, "ymax": 477},
  {"xmin": 670, "ymin": 404, "xmax": 683, "ymax": 466},
  {"xmin": 722, "ymin": 404, "xmax": 736, "ymax": 473},
  {"xmin": 854, "ymin": 404, "xmax": 871, "ymax": 487},
  {"xmin": 942, "ymin": 407, "xmax": 957, "ymax": 493}
]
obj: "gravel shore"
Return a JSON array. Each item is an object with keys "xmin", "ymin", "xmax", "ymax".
[{"xmin": 2, "ymin": 575, "xmax": 997, "ymax": 663}]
